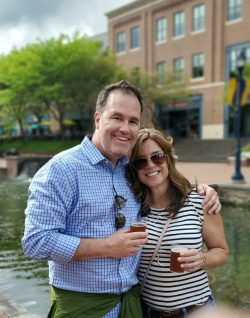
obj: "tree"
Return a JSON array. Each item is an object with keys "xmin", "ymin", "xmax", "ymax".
[
  {"xmin": 0, "ymin": 47, "xmax": 42, "ymax": 137},
  {"xmin": 124, "ymin": 68, "xmax": 190, "ymax": 128},
  {"xmin": 0, "ymin": 33, "xmax": 189, "ymax": 137},
  {"xmin": 0, "ymin": 33, "xmax": 122, "ymax": 137}
]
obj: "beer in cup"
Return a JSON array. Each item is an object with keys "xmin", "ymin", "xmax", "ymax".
[
  {"xmin": 130, "ymin": 222, "xmax": 146, "ymax": 232},
  {"xmin": 170, "ymin": 244, "xmax": 188, "ymax": 272}
]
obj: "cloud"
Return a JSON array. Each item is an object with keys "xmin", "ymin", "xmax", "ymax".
[
  {"xmin": 0, "ymin": 0, "xmax": 60, "ymax": 26},
  {"xmin": 0, "ymin": 0, "xmax": 133, "ymax": 54}
]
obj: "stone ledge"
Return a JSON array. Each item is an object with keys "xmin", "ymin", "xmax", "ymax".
[
  {"xmin": 214, "ymin": 184, "xmax": 250, "ymax": 206},
  {"xmin": 227, "ymin": 153, "xmax": 250, "ymax": 166},
  {"xmin": 0, "ymin": 156, "xmax": 51, "ymax": 178},
  {"xmin": 0, "ymin": 158, "xmax": 7, "ymax": 169}
]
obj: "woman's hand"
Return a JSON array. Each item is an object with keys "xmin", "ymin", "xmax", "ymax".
[
  {"xmin": 178, "ymin": 248, "xmax": 206, "ymax": 272},
  {"xmin": 178, "ymin": 212, "xmax": 229, "ymax": 272}
]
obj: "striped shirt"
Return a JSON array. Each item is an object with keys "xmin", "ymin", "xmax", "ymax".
[
  {"xmin": 22, "ymin": 136, "xmax": 141, "ymax": 318},
  {"xmin": 138, "ymin": 192, "xmax": 211, "ymax": 312}
]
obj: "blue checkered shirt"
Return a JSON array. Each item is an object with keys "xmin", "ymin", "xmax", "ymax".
[{"xmin": 22, "ymin": 136, "xmax": 141, "ymax": 317}]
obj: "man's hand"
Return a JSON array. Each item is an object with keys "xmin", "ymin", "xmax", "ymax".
[
  {"xmin": 73, "ymin": 230, "xmax": 147, "ymax": 260},
  {"xmin": 197, "ymin": 184, "xmax": 221, "ymax": 214},
  {"xmin": 105, "ymin": 230, "xmax": 148, "ymax": 258}
]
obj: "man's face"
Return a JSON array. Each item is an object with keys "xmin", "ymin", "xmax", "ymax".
[{"xmin": 93, "ymin": 90, "xmax": 141, "ymax": 165}]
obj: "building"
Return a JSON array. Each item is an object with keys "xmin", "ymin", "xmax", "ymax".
[
  {"xmin": 106, "ymin": 0, "xmax": 250, "ymax": 139},
  {"xmin": 90, "ymin": 32, "xmax": 108, "ymax": 50}
]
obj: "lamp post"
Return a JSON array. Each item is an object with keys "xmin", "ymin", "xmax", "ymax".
[{"xmin": 231, "ymin": 50, "xmax": 246, "ymax": 183}]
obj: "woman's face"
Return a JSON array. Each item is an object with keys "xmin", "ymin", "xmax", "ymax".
[{"xmin": 136, "ymin": 139, "xmax": 169, "ymax": 191}]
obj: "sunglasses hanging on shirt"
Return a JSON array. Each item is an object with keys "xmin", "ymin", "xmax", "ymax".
[
  {"xmin": 112, "ymin": 174, "xmax": 127, "ymax": 230},
  {"xmin": 114, "ymin": 194, "xmax": 127, "ymax": 230}
]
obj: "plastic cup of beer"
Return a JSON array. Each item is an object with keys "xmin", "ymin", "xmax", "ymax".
[
  {"xmin": 130, "ymin": 222, "xmax": 146, "ymax": 232},
  {"xmin": 170, "ymin": 244, "xmax": 188, "ymax": 273}
]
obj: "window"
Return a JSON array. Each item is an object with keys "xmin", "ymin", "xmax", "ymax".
[
  {"xmin": 173, "ymin": 58, "xmax": 185, "ymax": 81},
  {"xmin": 229, "ymin": 47, "xmax": 250, "ymax": 72},
  {"xmin": 173, "ymin": 11, "xmax": 185, "ymax": 37},
  {"xmin": 156, "ymin": 61, "xmax": 167, "ymax": 85},
  {"xmin": 192, "ymin": 53, "xmax": 204, "ymax": 78},
  {"xmin": 192, "ymin": 4, "xmax": 205, "ymax": 32},
  {"xmin": 246, "ymin": 47, "xmax": 250, "ymax": 62},
  {"xmin": 130, "ymin": 26, "xmax": 140, "ymax": 49},
  {"xmin": 116, "ymin": 32, "xmax": 125, "ymax": 53},
  {"xmin": 156, "ymin": 18, "xmax": 167, "ymax": 43},
  {"xmin": 229, "ymin": 49, "xmax": 238, "ymax": 71},
  {"xmin": 227, "ymin": 0, "xmax": 242, "ymax": 21}
]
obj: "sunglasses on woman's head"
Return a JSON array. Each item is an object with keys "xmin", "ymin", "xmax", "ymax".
[
  {"xmin": 132, "ymin": 152, "xmax": 168, "ymax": 170},
  {"xmin": 114, "ymin": 195, "xmax": 127, "ymax": 230}
]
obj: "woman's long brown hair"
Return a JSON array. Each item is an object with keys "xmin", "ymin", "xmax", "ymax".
[{"xmin": 128, "ymin": 128, "xmax": 192, "ymax": 217}]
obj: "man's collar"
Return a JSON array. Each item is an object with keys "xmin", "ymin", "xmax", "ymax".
[{"xmin": 81, "ymin": 135, "xmax": 128, "ymax": 166}]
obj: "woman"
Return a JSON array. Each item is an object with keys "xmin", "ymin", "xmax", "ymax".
[{"xmin": 128, "ymin": 128, "xmax": 229, "ymax": 318}]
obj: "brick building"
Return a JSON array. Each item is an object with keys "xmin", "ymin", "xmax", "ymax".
[{"xmin": 106, "ymin": 0, "xmax": 250, "ymax": 139}]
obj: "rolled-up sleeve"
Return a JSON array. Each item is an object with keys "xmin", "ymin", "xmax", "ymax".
[{"xmin": 22, "ymin": 159, "xmax": 80, "ymax": 263}]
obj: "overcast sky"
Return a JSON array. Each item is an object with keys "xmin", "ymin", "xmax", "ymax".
[{"xmin": 0, "ymin": 0, "xmax": 133, "ymax": 54}]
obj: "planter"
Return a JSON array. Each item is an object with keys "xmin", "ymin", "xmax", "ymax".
[{"xmin": 227, "ymin": 152, "xmax": 250, "ymax": 166}]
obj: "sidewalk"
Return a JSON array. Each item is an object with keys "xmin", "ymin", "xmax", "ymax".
[
  {"xmin": 177, "ymin": 162, "xmax": 250, "ymax": 186},
  {"xmin": 0, "ymin": 293, "xmax": 39, "ymax": 318}
]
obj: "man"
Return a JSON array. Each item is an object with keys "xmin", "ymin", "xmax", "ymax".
[{"xmin": 22, "ymin": 80, "xmax": 220, "ymax": 318}]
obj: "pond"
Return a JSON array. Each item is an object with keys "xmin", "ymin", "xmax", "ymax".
[
  {"xmin": 0, "ymin": 179, "xmax": 49, "ymax": 317},
  {"xmin": 0, "ymin": 179, "xmax": 250, "ymax": 317}
]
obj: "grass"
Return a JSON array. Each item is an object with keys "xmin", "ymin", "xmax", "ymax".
[
  {"xmin": 243, "ymin": 144, "xmax": 250, "ymax": 152},
  {"xmin": 0, "ymin": 139, "xmax": 82, "ymax": 154},
  {"xmin": 1, "ymin": 139, "xmax": 250, "ymax": 155}
]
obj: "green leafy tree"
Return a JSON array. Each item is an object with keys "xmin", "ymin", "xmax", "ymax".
[
  {"xmin": 0, "ymin": 32, "xmax": 189, "ymax": 137},
  {"xmin": 244, "ymin": 63, "xmax": 250, "ymax": 77},
  {"xmin": 0, "ymin": 47, "xmax": 41, "ymax": 136},
  {"xmin": 0, "ymin": 33, "xmax": 122, "ymax": 137},
  {"xmin": 30, "ymin": 34, "xmax": 121, "ymax": 134}
]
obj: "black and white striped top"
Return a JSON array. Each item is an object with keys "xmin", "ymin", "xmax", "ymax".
[{"xmin": 138, "ymin": 192, "xmax": 211, "ymax": 312}]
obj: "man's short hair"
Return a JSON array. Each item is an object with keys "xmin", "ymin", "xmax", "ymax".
[{"xmin": 96, "ymin": 80, "xmax": 144, "ymax": 113}]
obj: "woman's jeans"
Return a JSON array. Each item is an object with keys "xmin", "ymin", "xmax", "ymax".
[{"xmin": 142, "ymin": 295, "xmax": 215, "ymax": 318}]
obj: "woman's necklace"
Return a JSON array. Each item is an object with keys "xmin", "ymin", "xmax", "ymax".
[{"xmin": 148, "ymin": 207, "xmax": 170, "ymax": 225}]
